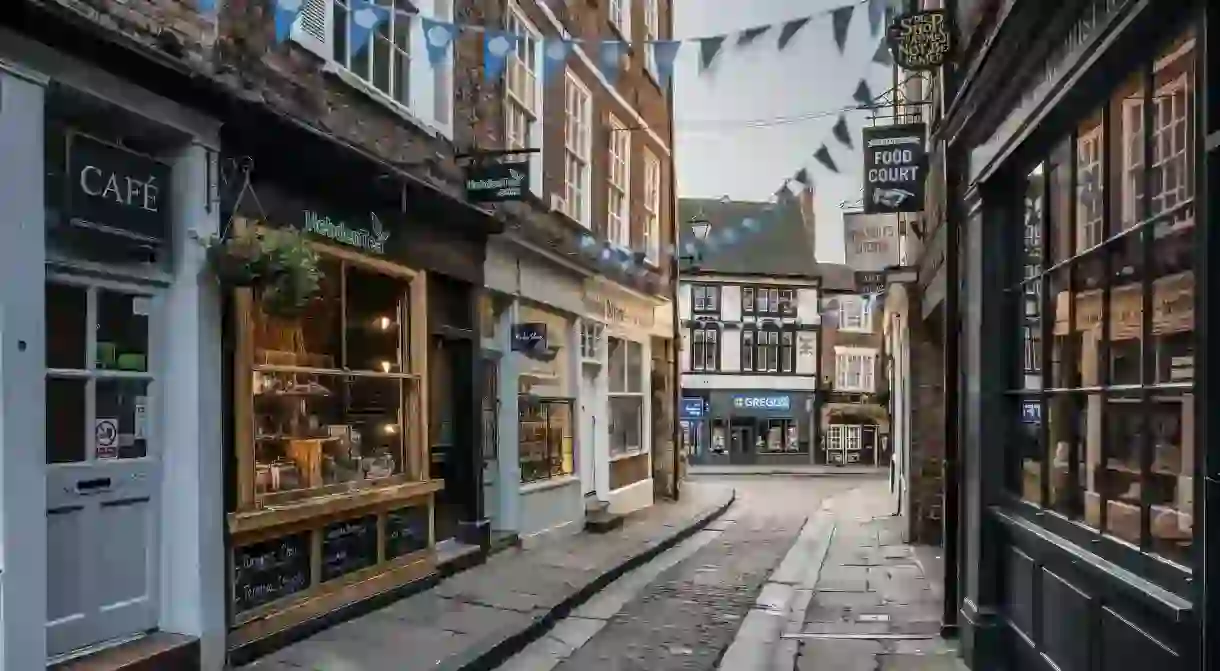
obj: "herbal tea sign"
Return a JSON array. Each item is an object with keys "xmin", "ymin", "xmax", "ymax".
[
  {"xmin": 887, "ymin": 9, "xmax": 952, "ymax": 71},
  {"xmin": 862, "ymin": 123, "xmax": 927, "ymax": 215},
  {"xmin": 465, "ymin": 159, "xmax": 529, "ymax": 203}
]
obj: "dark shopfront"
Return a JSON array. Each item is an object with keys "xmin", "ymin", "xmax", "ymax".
[
  {"xmin": 219, "ymin": 113, "xmax": 500, "ymax": 660},
  {"xmin": 947, "ymin": 2, "xmax": 1219, "ymax": 670},
  {"xmin": 685, "ymin": 391, "xmax": 816, "ymax": 466}
]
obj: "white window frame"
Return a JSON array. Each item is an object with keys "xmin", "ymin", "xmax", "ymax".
[
  {"xmin": 834, "ymin": 347, "xmax": 876, "ymax": 393},
  {"xmin": 608, "ymin": 337, "xmax": 646, "ymax": 457},
  {"xmin": 505, "ymin": 3, "xmax": 545, "ymax": 198},
  {"xmin": 563, "ymin": 70, "xmax": 593, "ymax": 226},
  {"xmin": 643, "ymin": 148, "xmax": 661, "ymax": 263},
  {"xmin": 1076, "ymin": 125, "xmax": 1104, "ymax": 250},
  {"xmin": 609, "ymin": 0, "xmax": 630, "ymax": 40},
  {"xmin": 1150, "ymin": 73, "xmax": 1192, "ymax": 218},
  {"xmin": 643, "ymin": 0, "xmax": 660, "ymax": 79},
  {"xmin": 607, "ymin": 114, "xmax": 631, "ymax": 247},
  {"xmin": 291, "ymin": 0, "xmax": 455, "ymax": 139},
  {"xmin": 580, "ymin": 320, "xmax": 604, "ymax": 362},
  {"xmin": 837, "ymin": 296, "xmax": 872, "ymax": 333}
]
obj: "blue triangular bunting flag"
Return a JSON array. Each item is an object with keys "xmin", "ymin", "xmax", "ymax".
[
  {"xmin": 697, "ymin": 36, "xmax": 726, "ymax": 72},
  {"xmin": 869, "ymin": 0, "xmax": 887, "ymax": 36},
  {"xmin": 737, "ymin": 25, "xmax": 771, "ymax": 47},
  {"xmin": 420, "ymin": 17, "xmax": 458, "ymax": 67},
  {"xmin": 484, "ymin": 30, "xmax": 519, "ymax": 82},
  {"xmin": 598, "ymin": 41, "xmax": 629, "ymax": 84},
  {"xmin": 831, "ymin": 5, "xmax": 855, "ymax": 54},
  {"xmin": 814, "ymin": 145, "xmax": 839, "ymax": 173},
  {"xmin": 777, "ymin": 17, "xmax": 810, "ymax": 50},
  {"xmin": 832, "ymin": 115, "xmax": 853, "ymax": 148},
  {"xmin": 349, "ymin": 1, "xmax": 390, "ymax": 58},
  {"xmin": 873, "ymin": 39, "xmax": 893, "ymax": 66},
  {"xmin": 543, "ymin": 38, "xmax": 574, "ymax": 86},
  {"xmin": 198, "ymin": 0, "xmax": 217, "ymax": 13},
  {"xmin": 274, "ymin": 0, "xmax": 305, "ymax": 43},
  {"xmin": 652, "ymin": 41, "xmax": 681, "ymax": 86}
]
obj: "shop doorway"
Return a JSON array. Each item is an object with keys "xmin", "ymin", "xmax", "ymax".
[
  {"xmin": 579, "ymin": 366, "xmax": 598, "ymax": 498},
  {"xmin": 45, "ymin": 276, "xmax": 159, "ymax": 658},
  {"xmin": 729, "ymin": 423, "xmax": 755, "ymax": 464},
  {"xmin": 430, "ymin": 334, "xmax": 476, "ymax": 545}
]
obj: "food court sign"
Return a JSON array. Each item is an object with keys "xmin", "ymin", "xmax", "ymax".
[{"xmin": 887, "ymin": 9, "xmax": 953, "ymax": 71}]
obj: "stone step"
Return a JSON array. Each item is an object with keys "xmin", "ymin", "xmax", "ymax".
[{"xmin": 585, "ymin": 509, "xmax": 625, "ymax": 534}]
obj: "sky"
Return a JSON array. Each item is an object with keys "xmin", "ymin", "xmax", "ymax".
[{"xmin": 672, "ymin": 0, "xmax": 893, "ymax": 264}]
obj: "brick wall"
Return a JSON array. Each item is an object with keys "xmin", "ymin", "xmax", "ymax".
[{"xmin": 907, "ymin": 305, "xmax": 945, "ymax": 545}]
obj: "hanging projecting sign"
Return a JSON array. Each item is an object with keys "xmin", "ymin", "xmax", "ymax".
[
  {"xmin": 843, "ymin": 212, "xmax": 901, "ymax": 273},
  {"xmin": 64, "ymin": 132, "xmax": 172, "ymax": 243},
  {"xmin": 465, "ymin": 159, "xmax": 529, "ymax": 203},
  {"xmin": 303, "ymin": 210, "xmax": 390, "ymax": 254},
  {"xmin": 855, "ymin": 271, "xmax": 887, "ymax": 294},
  {"xmin": 887, "ymin": 9, "xmax": 952, "ymax": 71},
  {"xmin": 862, "ymin": 123, "xmax": 926, "ymax": 215}
]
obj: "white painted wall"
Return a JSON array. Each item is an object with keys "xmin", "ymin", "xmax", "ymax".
[
  {"xmin": 796, "ymin": 332, "xmax": 818, "ymax": 375},
  {"xmin": 721, "ymin": 328, "xmax": 741, "ymax": 372},
  {"xmin": 677, "ymin": 283, "xmax": 691, "ymax": 319},
  {"xmin": 682, "ymin": 374, "xmax": 819, "ymax": 391},
  {"xmin": 720, "ymin": 285, "xmax": 742, "ymax": 322},
  {"xmin": 797, "ymin": 288, "xmax": 821, "ymax": 323}
]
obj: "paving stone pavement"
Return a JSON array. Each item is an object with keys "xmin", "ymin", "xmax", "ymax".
[
  {"xmin": 794, "ymin": 483, "xmax": 966, "ymax": 671},
  {"xmin": 238, "ymin": 482, "xmax": 734, "ymax": 671}
]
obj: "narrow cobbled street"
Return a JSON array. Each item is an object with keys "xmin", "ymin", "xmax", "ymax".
[{"xmin": 495, "ymin": 474, "xmax": 960, "ymax": 671}]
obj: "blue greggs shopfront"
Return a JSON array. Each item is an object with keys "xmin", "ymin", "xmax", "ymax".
[{"xmin": 684, "ymin": 391, "xmax": 816, "ymax": 466}]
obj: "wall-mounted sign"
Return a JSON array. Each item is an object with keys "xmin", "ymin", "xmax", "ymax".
[
  {"xmin": 732, "ymin": 394, "xmax": 791, "ymax": 413},
  {"xmin": 64, "ymin": 132, "xmax": 171, "ymax": 244},
  {"xmin": 512, "ymin": 322, "xmax": 560, "ymax": 361},
  {"xmin": 583, "ymin": 287, "xmax": 655, "ymax": 329},
  {"xmin": 1020, "ymin": 400, "xmax": 1041, "ymax": 425},
  {"xmin": 887, "ymin": 9, "xmax": 952, "ymax": 71},
  {"xmin": 855, "ymin": 271, "xmax": 887, "ymax": 294},
  {"xmin": 844, "ymin": 213, "xmax": 901, "ymax": 273},
  {"xmin": 465, "ymin": 159, "xmax": 529, "ymax": 203},
  {"xmin": 863, "ymin": 124, "xmax": 926, "ymax": 215},
  {"xmin": 681, "ymin": 398, "xmax": 705, "ymax": 419},
  {"xmin": 303, "ymin": 210, "xmax": 390, "ymax": 254}
]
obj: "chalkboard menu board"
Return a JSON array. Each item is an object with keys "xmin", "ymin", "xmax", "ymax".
[
  {"xmin": 385, "ymin": 506, "xmax": 429, "ymax": 559},
  {"xmin": 321, "ymin": 515, "xmax": 378, "ymax": 582},
  {"xmin": 233, "ymin": 532, "xmax": 311, "ymax": 613}
]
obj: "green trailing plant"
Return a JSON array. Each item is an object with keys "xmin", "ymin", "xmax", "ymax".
[{"xmin": 202, "ymin": 226, "xmax": 324, "ymax": 319}]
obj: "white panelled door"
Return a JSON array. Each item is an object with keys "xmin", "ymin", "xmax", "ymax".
[
  {"xmin": 45, "ymin": 276, "xmax": 159, "ymax": 658},
  {"xmin": 580, "ymin": 366, "xmax": 598, "ymax": 497}
]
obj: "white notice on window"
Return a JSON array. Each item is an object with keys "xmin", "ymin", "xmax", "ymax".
[
  {"xmin": 132, "ymin": 297, "xmax": 151, "ymax": 316},
  {"xmin": 134, "ymin": 397, "xmax": 149, "ymax": 440}
]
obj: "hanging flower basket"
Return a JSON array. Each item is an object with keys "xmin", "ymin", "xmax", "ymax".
[{"xmin": 203, "ymin": 227, "xmax": 324, "ymax": 319}]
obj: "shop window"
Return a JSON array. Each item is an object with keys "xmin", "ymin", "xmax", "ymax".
[
  {"xmin": 835, "ymin": 348, "xmax": 876, "ymax": 393},
  {"xmin": 691, "ymin": 284, "xmax": 719, "ymax": 313},
  {"xmin": 838, "ymin": 296, "xmax": 872, "ymax": 331},
  {"xmin": 1006, "ymin": 31, "xmax": 1196, "ymax": 571},
  {"xmin": 761, "ymin": 419, "xmax": 799, "ymax": 453},
  {"xmin": 608, "ymin": 337, "xmax": 644, "ymax": 456},
  {"xmin": 242, "ymin": 255, "xmax": 424, "ymax": 508},
  {"xmin": 518, "ymin": 398, "xmax": 573, "ymax": 483},
  {"xmin": 690, "ymin": 324, "xmax": 720, "ymax": 372},
  {"xmin": 580, "ymin": 320, "xmax": 605, "ymax": 361}
]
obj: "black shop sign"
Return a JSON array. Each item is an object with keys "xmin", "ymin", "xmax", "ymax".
[
  {"xmin": 64, "ymin": 132, "xmax": 171, "ymax": 243},
  {"xmin": 465, "ymin": 159, "xmax": 529, "ymax": 203},
  {"xmin": 862, "ymin": 123, "xmax": 926, "ymax": 215},
  {"xmin": 887, "ymin": 9, "xmax": 953, "ymax": 71}
]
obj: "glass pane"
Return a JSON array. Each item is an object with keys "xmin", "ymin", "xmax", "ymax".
[
  {"xmin": 519, "ymin": 399, "xmax": 572, "ymax": 483},
  {"xmin": 372, "ymin": 34, "xmax": 392, "ymax": 94},
  {"xmin": 1102, "ymin": 393, "xmax": 1143, "ymax": 546},
  {"xmin": 1050, "ymin": 269, "xmax": 1081, "ymax": 389},
  {"xmin": 97, "ymin": 290, "xmax": 150, "ymax": 372},
  {"xmin": 47, "ymin": 377, "xmax": 86, "ymax": 464},
  {"xmin": 255, "ymin": 258, "xmax": 342, "ymax": 369},
  {"xmin": 608, "ymin": 338, "xmax": 626, "ymax": 393},
  {"xmin": 46, "ymin": 282, "xmax": 86, "ymax": 369},
  {"xmin": 95, "ymin": 378, "xmax": 151, "ymax": 459},
  {"xmin": 345, "ymin": 265, "xmax": 406, "ymax": 373},
  {"xmin": 1048, "ymin": 392, "xmax": 1087, "ymax": 517},
  {"xmin": 1111, "ymin": 71, "xmax": 1145, "ymax": 232},
  {"xmin": 1149, "ymin": 392, "xmax": 1191, "ymax": 564},
  {"xmin": 609, "ymin": 395, "xmax": 641, "ymax": 456},
  {"xmin": 1013, "ymin": 397, "xmax": 1044, "ymax": 506},
  {"xmin": 627, "ymin": 341, "xmax": 643, "ymax": 393}
]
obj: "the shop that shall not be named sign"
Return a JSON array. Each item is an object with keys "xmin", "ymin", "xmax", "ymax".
[
  {"xmin": 64, "ymin": 132, "xmax": 172, "ymax": 244},
  {"xmin": 465, "ymin": 159, "xmax": 530, "ymax": 203},
  {"xmin": 862, "ymin": 123, "xmax": 927, "ymax": 215},
  {"xmin": 887, "ymin": 9, "xmax": 953, "ymax": 71}
]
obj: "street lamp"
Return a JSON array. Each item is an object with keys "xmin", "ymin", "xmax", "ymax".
[{"xmin": 690, "ymin": 218, "xmax": 711, "ymax": 242}]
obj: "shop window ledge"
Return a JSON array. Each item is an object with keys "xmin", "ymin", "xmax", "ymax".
[
  {"xmin": 610, "ymin": 450, "xmax": 647, "ymax": 463},
  {"xmin": 520, "ymin": 474, "xmax": 580, "ymax": 495},
  {"xmin": 228, "ymin": 479, "xmax": 444, "ymax": 536}
]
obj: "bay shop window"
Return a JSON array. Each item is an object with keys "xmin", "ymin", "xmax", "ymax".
[
  {"xmin": 228, "ymin": 221, "xmax": 436, "ymax": 640},
  {"xmin": 1007, "ymin": 30, "xmax": 1196, "ymax": 578}
]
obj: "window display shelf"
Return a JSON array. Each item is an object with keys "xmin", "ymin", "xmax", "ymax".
[{"xmin": 228, "ymin": 478, "xmax": 444, "ymax": 536}]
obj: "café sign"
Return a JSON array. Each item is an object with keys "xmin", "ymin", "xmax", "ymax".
[
  {"xmin": 887, "ymin": 9, "xmax": 952, "ymax": 71},
  {"xmin": 64, "ymin": 132, "xmax": 171, "ymax": 243},
  {"xmin": 465, "ymin": 159, "xmax": 529, "ymax": 203}
]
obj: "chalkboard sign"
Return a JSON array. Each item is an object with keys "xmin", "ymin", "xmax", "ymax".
[
  {"xmin": 232, "ymin": 532, "xmax": 311, "ymax": 613},
  {"xmin": 321, "ymin": 515, "xmax": 379, "ymax": 582},
  {"xmin": 385, "ymin": 506, "xmax": 429, "ymax": 559}
]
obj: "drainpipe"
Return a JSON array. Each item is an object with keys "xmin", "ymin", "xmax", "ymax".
[{"xmin": 668, "ymin": 116, "xmax": 682, "ymax": 502}]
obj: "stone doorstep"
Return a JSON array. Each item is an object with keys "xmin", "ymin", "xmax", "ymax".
[{"xmin": 50, "ymin": 633, "xmax": 200, "ymax": 671}]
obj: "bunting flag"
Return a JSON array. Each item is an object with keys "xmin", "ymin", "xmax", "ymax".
[
  {"xmin": 698, "ymin": 35, "xmax": 727, "ymax": 72},
  {"xmin": 793, "ymin": 168, "xmax": 811, "ymax": 186},
  {"xmin": 776, "ymin": 17, "xmax": 810, "ymax": 51},
  {"xmin": 598, "ymin": 41, "xmax": 630, "ymax": 84},
  {"xmin": 651, "ymin": 41, "xmax": 682, "ymax": 87},
  {"xmin": 197, "ymin": 0, "xmax": 217, "ymax": 13},
  {"xmin": 832, "ymin": 115, "xmax": 853, "ymax": 148},
  {"xmin": 543, "ymin": 38, "xmax": 574, "ymax": 86},
  {"xmin": 350, "ymin": 1, "xmax": 390, "ymax": 57},
  {"xmin": 814, "ymin": 145, "xmax": 839, "ymax": 173},
  {"xmin": 483, "ymin": 30, "xmax": 519, "ymax": 82},
  {"xmin": 868, "ymin": 0, "xmax": 887, "ymax": 37},
  {"xmin": 273, "ymin": 0, "xmax": 305, "ymax": 43},
  {"xmin": 421, "ymin": 17, "xmax": 458, "ymax": 67},
  {"xmin": 831, "ymin": 5, "xmax": 855, "ymax": 53},
  {"xmin": 737, "ymin": 25, "xmax": 771, "ymax": 47},
  {"xmin": 873, "ymin": 39, "xmax": 893, "ymax": 66},
  {"xmin": 853, "ymin": 79, "xmax": 875, "ymax": 107}
]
